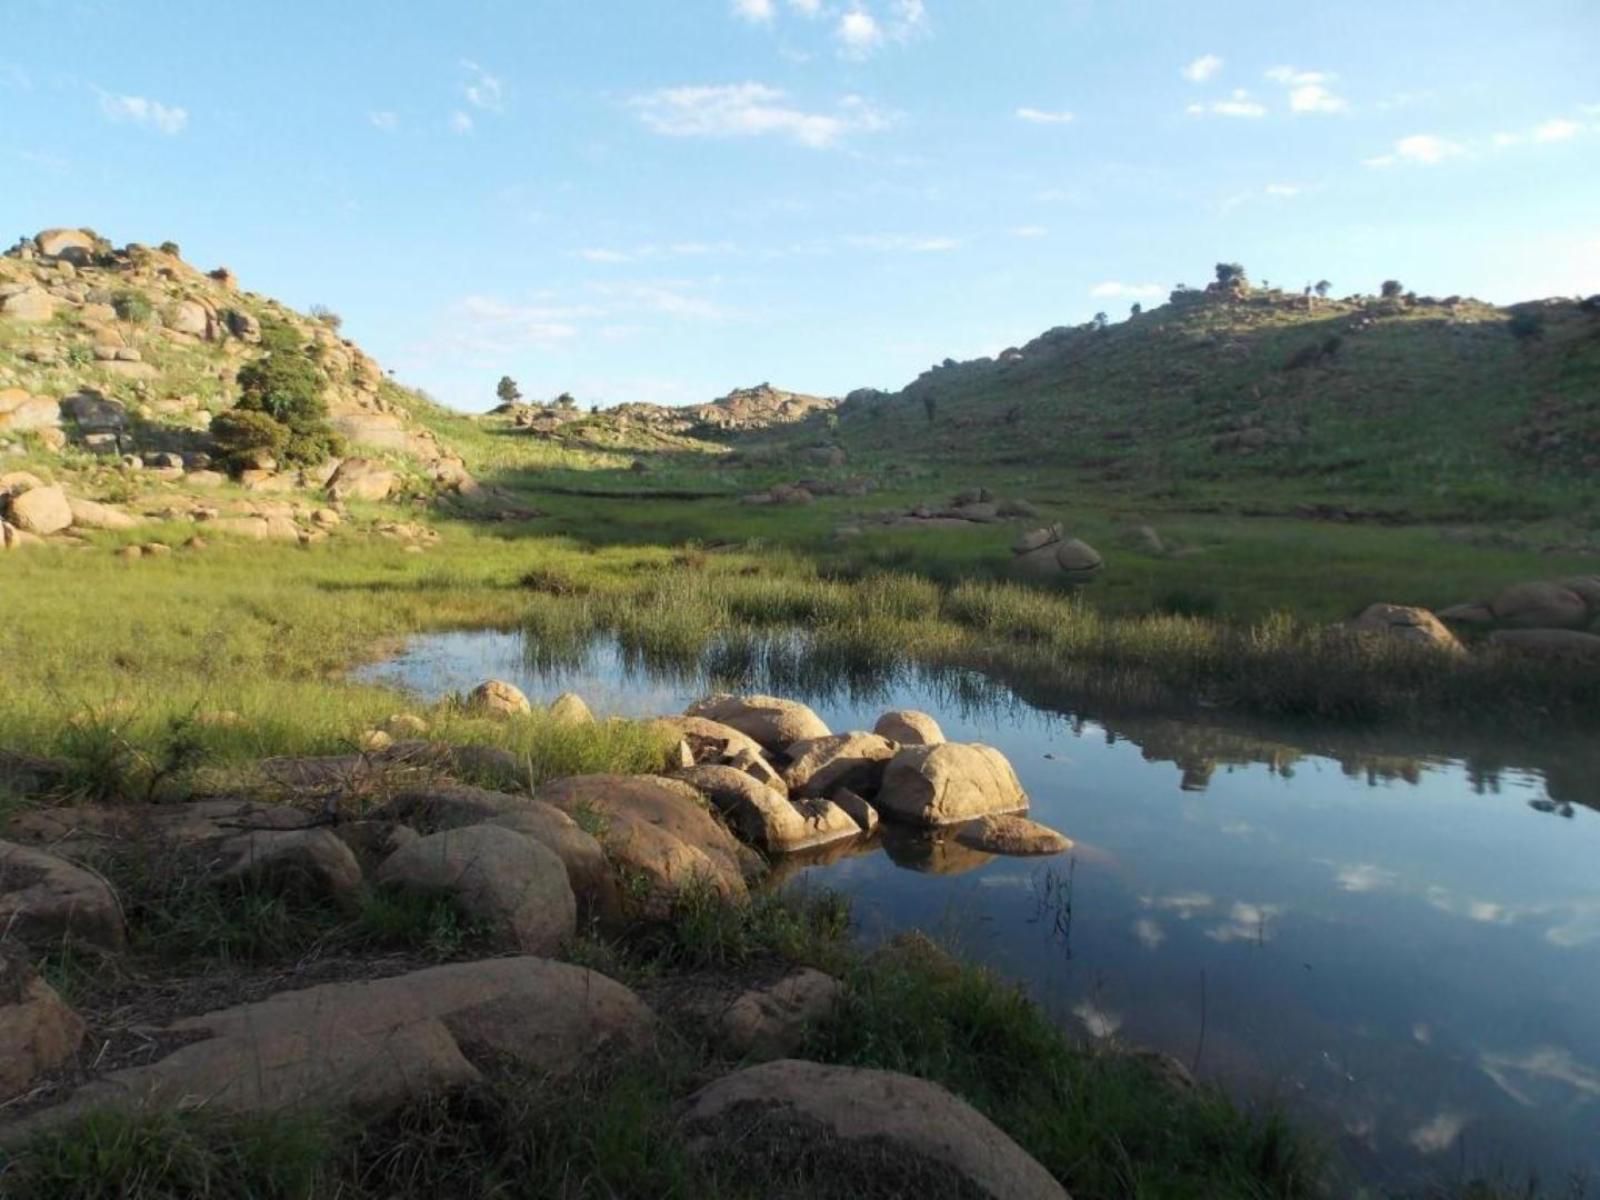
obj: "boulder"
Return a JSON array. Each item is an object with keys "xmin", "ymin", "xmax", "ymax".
[
  {"xmin": 783, "ymin": 732, "xmax": 896, "ymax": 798},
  {"xmin": 164, "ymin": 299, "xmax": 213, "ymax": 339},
  {"xmin": 66, "ymin": 497, "xmax": 141, "ymax": 531},
  {"xmin": 2, "ymin": 521, "xmax": 43, "ymax": 550},
  {"xmin": 685, "ymin": 694, "xmax": 830, "ymax": 755},
  {"xmin": 680, "ymin": 1060, "xmax": 1067, "ymax": 1200},
  {"xmin": 326, "ymin": 457, "xmax": 397, "ymax": 503},
  {"xmin": 672, "ymin": 765, "xmax": 857, "ymax": 854},
  {"xmin": 953, "ymin": 815, "xmax": 1073, "ymax": 856},
  {"xmin": 1437, "ymin": 602, "xmax": 1495, "ymax": 627},
  {"xmin": 650, "ymin": 715, "xmax": 770, "ymax": 767},
  {"xmin": 485, "ymin": 803, "xmax": 616, "ymax": 922},
  {"xmin": 35, "ymin": 229, "xmax": 96, "ymax": 260},
  {"xmin": 830, "ymin": 787, "xmax": 880, "ymax": 834},
  {"xmin": 1, "ymin": 948, "xmax": 86, "ymax": 1101},
  {"xmin": 466, "ymin": 678, "xmax": 532, "ymax": 718},
  {"xmin": 375, "ymin": 825, "xmax": 576, "ymax": 954},
  {"xmin": 59, "ymin": 391, "xmax": 127, "ymax": 432},
  {"xmin": 1489, "ymin": 582, "xmax": 1591, "ymax": 631},
  {"xmin": 1489, "ymin": 629, "xmax": 1600, "ymax": 667},
  {"xmin": 213, "ymin": 828, "xmax": 364, "ymax": 902},
  {"xmin": 1559, "ymin": 575, "xmax": 1600, "ymax": 614},
  {"xmin": 0, "ymin": 840, "xmax": 126, "ymax": 951},
  {"xmin": 15, "ymin": 958, "xmax": 654, "ymax": 1128},
  {"xmin": 538, "ymin": 774, "xmax": 755, "ymax": 916},
  {"xmin": 0, "ymin": 392, "xmax": 60, "ymax": 432},
  {"xmin": 875, "ymin": 743, "xmax": 1029, "ymax": 827},
  {"xmin": 0, "ymin": 288, "xmax": 56, "ymax": 322},
  {"xmin": 718, "ymin": 969, "xmax": 844, "ymax": 1060},
  {"xmin": 1349, "ymin": 603, "xmax": 1463, "ymax": 652},
  {"xmin": 4, "ymin": 485, "xmax": 72, "ymax": 536},
  {"xmin": 725, "ymin": 746, "xmax": 788, "ymax": 795},
  {"xmin": 548, "ymin": 691, "xmax": 595, "ymax": 725},
  {"xmin": 872, "ymin": 709, "xmax": 945, "ymax": 746},
  {"xmin": 1053, "ymin": 537, "xmax": 1104, "ymax": 580},
  {"xmin": 1013, "ymin": 527, "xmax": 1061, "ymax": 556},
  {"xmin": 377, "ymin": 782, "xmax": 529, "ymax": 830}
]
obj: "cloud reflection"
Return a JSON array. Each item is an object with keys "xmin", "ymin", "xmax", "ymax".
[
  {"xmin": 1409, "ymin": 1111, "xmax": 1467, "ymax": 1154},
  {"xmin": 1480, "ymin": 1046, "xmax": 1600, "ymax": 1107}
]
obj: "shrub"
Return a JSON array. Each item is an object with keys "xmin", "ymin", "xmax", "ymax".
[
  {"xmin": 210, "ymin": 408, "xmax": 289, "ymax": 467},
  {"xmin": 1507, "ymin": 310, "xmax": 1544, "ymax": 341},
  {"xmin": 1215, "ymin": 262, "xmax": 1247, "ymax": 287},
  {"xmin": 1284, "ymin": 344, "xmax": 1322, "ymax": 371},
  {"xmin": 158, "ymin": 240, "xmax": 181, "ymax": 257},
  {"xmin": 112, "ymin": 290, "xmax": 154, "ymax": 324},
  {"xmin": 1380, "ymin": 279, "xmax": 1404, "ymax": 299},
  {"xmin": 234, "ymin": 319, "xmax": 343, "ymax": 465},
  {"xmin": 308, "ymin": 305, "xmax": 343, "ymax": 331}
]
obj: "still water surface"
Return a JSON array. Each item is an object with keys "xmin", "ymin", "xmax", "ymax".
[{"xmin": 359, "ymin": 630, "xmax": 1600, "ymax": 1187}]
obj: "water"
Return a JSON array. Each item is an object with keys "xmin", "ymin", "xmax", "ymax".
[{"xmin": 358, "ymin": 629, "xmax": 1600, "ymax": 1188}]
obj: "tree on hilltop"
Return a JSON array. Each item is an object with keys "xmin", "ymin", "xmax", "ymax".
[
  {"xmin": 1314, "ymin": 280, "xmax": 1332, "ymax": 298},
  {"xmin": 496, "ymin": 375, "xmax": 522, "ymax": 406},
  {"xmin": 1380, "ymin": 279, "xmax": 1404, "ymax": 299},
  {"xmin": 1215, "ymin": 262, "xmax": 1247, "ymax": 287}
]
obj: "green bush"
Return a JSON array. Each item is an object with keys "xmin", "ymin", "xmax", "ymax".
[
  {"xmin": 210, "ymin": 408, "xmax": 289, "ymax": 467},
  {"xmin": 112, "ymin": 290, "xmax": 154, "ymax": 324},
  {"xmin": 233, "ymin": 318, "xmax": 344, "ymax": 465}
]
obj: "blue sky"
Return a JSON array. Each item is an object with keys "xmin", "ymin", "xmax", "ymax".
[{"xmin": 4, "ymin": 1, "xmax": 1598, "ymax": 410}]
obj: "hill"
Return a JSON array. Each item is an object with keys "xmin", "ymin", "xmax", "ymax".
[{"xmin": 821, "ymin": 274, "xmax": 1600, "ymax": 521}]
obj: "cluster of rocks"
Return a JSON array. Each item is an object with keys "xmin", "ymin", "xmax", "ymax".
[
  {"xmin": 1009, "ymin": 524, "xmax": 1105, "ymax": 584},
  {"xmin": 1346, "ymin": 578, "xmax": 1600, "ymax": 664},
  {"xmin": 740, "ymin": 476, "xmax": 875, "ymax": 506},
  {"xmin": 0, "ymin": 692, "xmax": 1073, "ymax": 1195}
]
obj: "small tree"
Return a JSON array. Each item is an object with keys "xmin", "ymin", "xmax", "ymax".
[
  {"xmin": 1092, "ymin": 311, "xmax": 1109, "ymax": 330},
  {"xmin": 1130, "ymin": 302, "xmax": 1142, "ymax": 317},
  {"xmin": 231, "ymin": 318, "xmax": 343, "ymax": 466},
  {"xmin": 210, "ymin": 408, "xmax": 289, "ymax": 468},
  {"xmin": 1314, "ymin": 279, "xmax": 1331, "ymax": 298},
  {"xmin": 308, "ymin": 305, "xmax": 343, "ymax": 331},
  {"xmin": 1380, "ymin": 279, "xmax": 1404, "ymax": 299},
  {"xmin": 1215, "ymin": 262, "xmax": 1247, "ymax": 287},
  {"xmin": 922, "ymin": 394, "xmax": 937, "ymax": 426},
  {"xmin": 555, "ymin": 391, "xmax": 577, "ymax": 410}
]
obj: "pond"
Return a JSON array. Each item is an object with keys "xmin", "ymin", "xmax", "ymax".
[{"xmin": 357, "ymin": 629, "xmax": 1600, "ymax": 1189}]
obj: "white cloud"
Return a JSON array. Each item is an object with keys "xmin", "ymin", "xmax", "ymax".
[
  {"xmin": 1533, "ymin": 117, "xmax": 1581, "ymax": 142},
  {"xmin": 449, "ymin": 110, "xmax": 474, "ymax": 135},
  {"xmin": 1186, "ymin": 89, "xmax": 1266, "ymax": 119},
  {"xmin": 578, "ymin": 248, "xmax": 632, "ymax": 263},
  {"xmin": 1011, "ymin": 225, "xmax": 1048, "ymax": 238},
  {"xmin": 1142, "ymin": 891, "xmax": 1213, "ymax": 919},
  {"xmin": 845, "ymin": 233, "xmax": 959, "ymax": 252},
  {"xmin": 1090, "ymin": 281, "xmax": 1163, "ymax": 299},
  {"xmin": 789, "ymin": 0, "xmax": 822, "ymax": 12},
  {"xmin": 369, "ymin": 110, "xmax": 399, "ymax": 132},
  {"xmin": 1363, "ymin": 133, "xmax": 1463, "ymax": 168},
  {"xmin": 630, "ymin": 83, "xmax": 890, "ymax": 148},
  {"xmin": 1016, "ymin": 106, "xmax": 1074, "ymax": 125},
  {"xmin": 460, "ymin": 60, "xmax": 504, "ymax": 112},
  {"xmin": 1264, "ymin": 183, "xmax": 1302, "ymax": 197},
  {"xmin": 1265, "ymin": 66, "xmax": 1347, "ymax": 114},
  {"xmin": 732, "ymin": 0, "xmax": 775, "ymax": 20},
  {"xmin": 1182, "ymin": 54, "xmax": 1223, "ymax": 83},
  {"xmin": 98, "ymin": 92, "xmax": 188, "ymax": 135},
  {"xmin": 836, "ymin": 9, "xmax": 882, "ymax": 56},
  {"xmin": 453, "ymin": 295, "xmax": 589, "ymax": 350}
]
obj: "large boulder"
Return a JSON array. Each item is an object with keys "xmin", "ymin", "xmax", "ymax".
[
  {"xmin": 35, "ymin": 229, "xmax": 96, "ymax": 260},
  {"xmin": 13, "ymin": 958, "xmax": 654, "ymax": 1130},
  {"xmin": 783, "ymin": 732, "xmax": 896, "ymax": 798},
  {"xmin": 326, "ymin": 457, "xmax": 397, "ymax": 503},
  {"xmin": 164, "ymin": 299, "xmax": 214, "ymax": 339},
  {"xmin": 1488, "ymin": 582, "xmax": 1591, "ymax": 631},
  {"xmin": 673, "ymin": 765, "xmax": 858, "ymax": 854},
  {"xmin": 650, "ymin": 716, "xmax": 770, "ymax": 768},
  {"xmin": 873, "ymin": 709, "xmax": 946, "ymax": 746},
  {"xmin": 59, "ymin": 391, "xmax": 127, "ymax": 432},
  {"xmin": 485, "ymin": 802, "xmax": 616, "ymax": 922},
  {"xmin": 538, "ymin": 774, "xmax": 755, "ymax": 916},
  {"xmin": 0, "ymin": 288, "xmax": 56, "ymax": 322},
  {"xmin": 680, "ymin": 1059, "xmax": 1067, "ymax": 1200},
  {"xmin": 1012, "ymin": 534, "xmax": 1103, "ymax": 583},
  {"xmin": 875, "ymin": 744, "xmax": 1029, "ymax": 827},
  {"xmin": 1348, "ymin": 603, "xmax": 1463, "ymax": 652},
  {"xmin": 4, "ymin": 485, "xmax": 72, "ymax": 536},
  {"xmin": 0, "ymin": 390, "xmax": 60, "ymax": 432},
  {"xmin": 375, "ymin": 825, "xmax": 576, "ymax": 954},
  {"xmin": 1, "ymin": 948, "xmax": 86, "ymax": 1101},
  {"xmin": 466, "ymin": 678, "xmax": 531, "ymax": 718},
  {"xmin": 685, "ymin": 694, "xmax": 830, "ymax": 755},
  {"xmin": 548, "ymin": 691, "xmax": 595, "ymax": 725},
  {"xmin": 0, "ymin": 840, "xmax": 126, "ymax": 951}
]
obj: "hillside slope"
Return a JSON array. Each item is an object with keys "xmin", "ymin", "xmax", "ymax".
[{"xmin": 832, "ymin": 279, "xmax": 1600, "ymax": 519}]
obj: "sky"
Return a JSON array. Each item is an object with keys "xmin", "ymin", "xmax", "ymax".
[{"xmin": 3, "ymin": 1, "xmax": 1598, "ymax": 411}]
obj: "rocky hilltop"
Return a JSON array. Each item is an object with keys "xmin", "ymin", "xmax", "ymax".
[{"xmin": 0, "ymin": 227, "xmax": 483, "ymax": 550}]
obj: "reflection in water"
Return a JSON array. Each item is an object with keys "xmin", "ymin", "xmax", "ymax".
[{"xmin": 356, "ymin": 628, "xmax": 1600, "ymax": 1187}]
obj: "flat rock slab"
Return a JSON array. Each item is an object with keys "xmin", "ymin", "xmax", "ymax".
[
  {"xmin": 8, "ymin": 957, "xmax": 654, "ymax": 1133},
  {"xmin": 953, "ymin": 815, "xmax": 1072, "ymax": 857},
  {"xmin": 681, "ymin": 1059, "xmax": 1067, "ymax": 1200},
  {"xmin": 376, "ymin": 825, "xmax": 576, "ymax": 954},
  {"xmin": 0, "ymin": 840, "xmax": 125, "ymax": 952}
]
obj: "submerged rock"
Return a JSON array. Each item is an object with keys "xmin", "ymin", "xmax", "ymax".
[{"xmin": 953, "ymin": 814, "xmax": 1073, "ymax": 857}]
